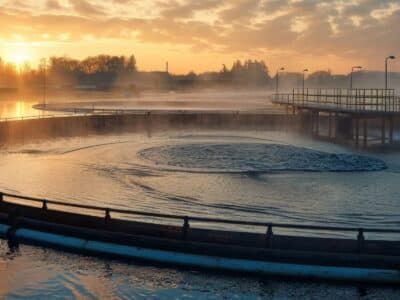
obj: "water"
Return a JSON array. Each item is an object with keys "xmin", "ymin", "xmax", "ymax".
[
  {"xmin": 139, "ymin": 143, "xmax": 386, "ymax": 172},
  {"xmin": 1, "ymin": 131, "xmax": 399, "ymax": 232},
  {"xmin": 0, "ymin": 93, "xmax": 399, "ymax": 298},
  {"xmin": 0, "ymin": 100, "xmax": 41, "ymax": 119},
  {"xmin": 40, "ymin": 89, "xmax": 279, "ymax": 113},
  {"xmin": 3, "ymin": 241, "xmax": 399, "ymax": 299}
]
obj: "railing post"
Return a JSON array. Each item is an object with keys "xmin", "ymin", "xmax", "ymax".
[
  {"xmin": 266, "ymin": 224, "xmax": 273, "ymax": 247},
  {"xmin": 292, "ymin": 88, "xmax": 295, "ymax": 106},
  {"xmin": 183, "ymin": 216, "xmax": 190, "ymax": 240},
  {"xmin": 105, "ymin": 208, "xmax": 111, "ymax": 222},
  {"xmin": 357, "ymin": 228, "xmax": 365, "ymax": 252},
  {"xmin": 6, "ymin": 206, "xmax": 21, "ymax": 246},
  {"xmin": 384, "ymin": 90, "xmax": 387, "ymax": 112},
  {"xmin": 42, "ymin": 200, "xmax": 48, "ymax": 211},
  {"xmin": 363, "ymin": 89, "xmax": 366, "ymax": 111}
]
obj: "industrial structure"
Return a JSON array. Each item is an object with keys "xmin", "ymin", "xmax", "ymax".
[{"xmin": 272, "ymin": 88, "xmax": 400, "ymax": 147}]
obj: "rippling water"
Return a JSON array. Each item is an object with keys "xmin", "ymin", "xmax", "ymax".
[
  {"xmin": 139, "ymin": 143, "xmax": 387, "ymax": 172},
  {"xmin": 1, "ymin": 130, "xmax": 399, "ymax": 232},
  {"xmin": 0, "ymin": 95, "xmax": 400, "ymax": 297},
  {"xmin": 3, "ymin": 240, "xmax": 400, "ymax": 299}
]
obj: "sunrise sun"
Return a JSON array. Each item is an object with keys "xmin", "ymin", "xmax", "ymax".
[{"xmin": 5, "ymin": 47, "xmax": 31, "ymax": 67}]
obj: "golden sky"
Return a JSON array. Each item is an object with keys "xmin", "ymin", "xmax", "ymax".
[{"xmin": 0, "ymin": 0, "xmax": 399, "ymax": 74}]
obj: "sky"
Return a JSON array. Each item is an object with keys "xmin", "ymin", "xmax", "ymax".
[{"xmin": 0, "ymin": 0, "xmax": 399, "ymax": 74}]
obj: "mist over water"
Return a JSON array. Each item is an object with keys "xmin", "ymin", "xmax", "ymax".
[
  {"xmin": 1, "ymin": 130, "xmax": 399, "ymax": 232},
  {"xmin": 0, "ymin": 91, "xmax": 400, "ymax": 298}
]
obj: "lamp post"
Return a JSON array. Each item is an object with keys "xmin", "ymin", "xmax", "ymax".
[
  {"xmin": 275, "ymin": 67, "xmax": 285, "ymax": 94},
  {"xmin": 40, "ymin": 58, "xmax": 47, "ymax": 107},
  {"xmin": 302, "ymin": 68, "xmax": 308, "ymax": 93},
  {"xmin": 350, "ymin": 66, "xmax": 362, "ymax": 89},
  {"xmin": 385, "ymin": 55, "xmax": 396, "ymax": 89}
]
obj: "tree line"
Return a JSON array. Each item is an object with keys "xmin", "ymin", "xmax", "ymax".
[{"xmin": 0, "ymin": 55, "xmax": 399, "ymax": 91}]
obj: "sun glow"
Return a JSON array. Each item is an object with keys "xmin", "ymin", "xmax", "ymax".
[
  {"xmin": 4, "ymin": 46, "xmax": 31, "ymax": 67},
  {"xmin": 10, "ymin": 52, "xmax": 29, "ymax": 66}
]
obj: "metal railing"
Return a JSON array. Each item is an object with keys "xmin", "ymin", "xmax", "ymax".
[
  {"xmin": 1, "ymin": 192, "xmax": 399, "ymax": 243},
  {"xmin": 33, "ymin": 104, "xmax": 264, "ymax": 115},
  {"xmin": 0, "ymin": 108, "xmax": 162, "ymax": 123},
  {"xmin": 0, "ymin": 113, "xmax": 79, "ymax": 123},
  {"xmin": 0, "ymin": 104, "xmax": 267, "ymax": 124},
  {"xmin": 0, "ymin": 105, "xmax": 134, "ymax": 123},
  {"xmin": 271, "ymin": 88, "xmax": 400, "ymax": 113}
]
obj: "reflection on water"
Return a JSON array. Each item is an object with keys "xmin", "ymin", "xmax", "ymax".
[
  {"xmin": 0, "ymin": 95, "xmax": 400, "ymax": 298},
  {"xmin": 0, "ymin": 100, "xmax": 41, "ymax": 120},
  {"xmin": 1, "ymin": 130, "xmax": 400, "ymax": 236},
  {"xmin": 47, "ymin": 90, "xmax": 278, "ymax": 112},
  {"xmin": 0, "ymin": 90, "xmax": 280, "ymax": 121},
  {"xmin": 1, "ymin": 241, "xmax": 399, "ymax": 299}
]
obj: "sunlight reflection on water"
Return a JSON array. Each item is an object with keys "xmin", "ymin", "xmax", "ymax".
[
  {"xmin": 0, "ymin": 95, "xmax": 399, "ymax": 298},
  {"xmin": 0, "ymin": 100, "xmax": 40, "ymax": 119},
  {"xmin": 1, "ymin": 241, "xmax": 399, "ymax": 299}
]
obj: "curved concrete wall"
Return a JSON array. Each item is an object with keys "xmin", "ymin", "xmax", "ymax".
[{"xmin": 0, "ymin": 112, "xmax": 293, "ymax": 145}]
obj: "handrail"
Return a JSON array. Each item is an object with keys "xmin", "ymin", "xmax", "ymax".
[
  {"xmin": 0, "ymin": 110, "xmax": 135, "ymax": 123},
  {"xmin": 271, "ymin": 89, "xmax": 400, "ymax": 113},
  {"xmin": 1, "ymin": 104, "xmax": 275, "ymax": 124},
  {"xmin": 1, "ymin": 191, "xmax": 399, "ymax": 235}
]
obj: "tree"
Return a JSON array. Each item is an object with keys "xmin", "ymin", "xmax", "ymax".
[{"xmin": 125, "ymin": 55, "xmax": 137, "ymax": 72}]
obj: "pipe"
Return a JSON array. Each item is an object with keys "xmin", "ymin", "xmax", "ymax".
[
  {"xmin": 14, "ymin": 228, "xmax": 400, "ymax": 284},
  {"xmin": 0, "ymin": 224, "xmax": 10, "ymax": 238}
]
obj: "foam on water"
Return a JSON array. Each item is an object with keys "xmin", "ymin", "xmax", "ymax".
[{"xmin": 139, "ymin": 143, "xmax": 387, "ymax": 173}]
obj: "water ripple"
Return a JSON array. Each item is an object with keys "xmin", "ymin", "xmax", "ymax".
[{"xmin": 139, "ymin": 143, "xmax": 387, "ymax": 173}]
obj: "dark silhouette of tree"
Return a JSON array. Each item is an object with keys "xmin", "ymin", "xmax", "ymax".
[
  {"xmin": 307, "ymin": 70, "xmax": 332, "ymax": 87},
  {"xmin": 4, "ymin": 54, "xmax": 399, "ymax": 92},
  {"xmin": 46, "ymin": 55, "xmax": 138, "ymax": 89},
  {"xmin": 228, "ymin": 59, "xmax": 270, "ymax": 86}
]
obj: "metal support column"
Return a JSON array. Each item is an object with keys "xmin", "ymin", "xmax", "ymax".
[
  {"xmin": 389, "ymin": 117, "xmax": 394, "ymax": 144},
  {"xmin": 363, "ymin": 119, "xmax": 368, "ymax": 147},
  {"xmin": 355, "ymin": 116, "xmax": 359, "ymax": 146},
  {"xmin": 334, "ymin": 113, "xmax": 338, "ymax": 139}
]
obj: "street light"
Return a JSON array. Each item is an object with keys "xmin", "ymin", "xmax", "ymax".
[
  {"xmin": 385, "ymin": 55, "xmax": 396, "ymax": 89},
  {"xmin": 275, "ymin": 67, "xmax": 285, "ymax": 93},
  {"xmin": 40, "ymin": 58, "xmax": 47, "ymax": 107},
  {"xmin": 302, "ymin": 68, "xmax": 308, "ymax": 93},
  {"xmin": 350, "ymin": 66, "xmax": 362, "ymax": 89}
]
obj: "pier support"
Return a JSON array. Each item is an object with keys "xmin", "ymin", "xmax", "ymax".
[
  {"xmin": 311, "ymin": 111, "xmax": 314, "ymax": 135},
  {"xmin": 334, "ymin": 113, "xmax": 338, "ymax": 139},
  {"xmin": 389, "ymin": 117, "xmax": 394, "ymax": 144},
  {"xmin": 355, "ymin": 117, "xmax": 359, "ymax": 146},
  {"xmin": 363, "ymin": 119, "xmax": 368, "ymax": 147},
  {"xmin": 274, "ymin": 88, "xmax": 399, "ymax": 147}
]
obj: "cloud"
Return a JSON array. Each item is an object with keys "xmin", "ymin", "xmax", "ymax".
[
  {"xmin": 46, "ymin": 0, "xmax": 63, "ymax": 10},
  {"xmin": 0, "ymin": 0, "xmax": 399, "ymax": 72},
  {"xmin": 68, "ymin": 0, "xmax": 105, "ymax": 16},
  {"xmin": 159, "ymin": 0, "xmax": 223, "ymax": 20},
  {"xmin": 218, "ymin": 0, "xmax": 261, "ymax": 23}
]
